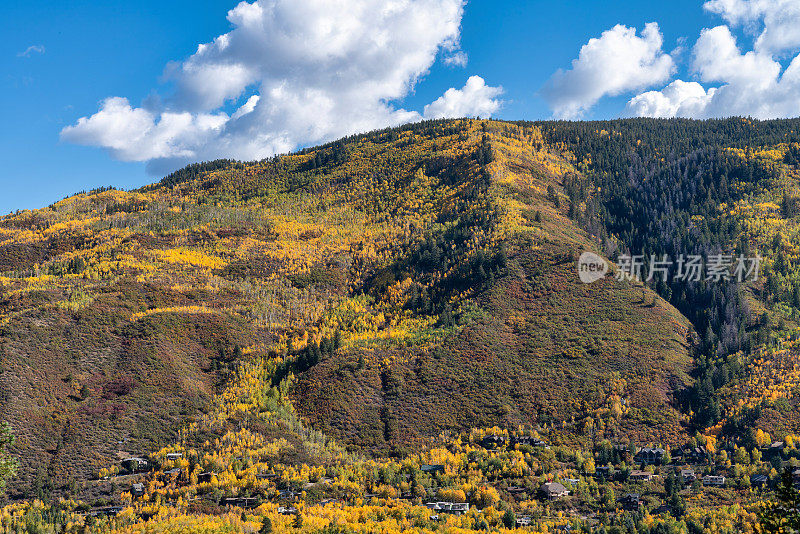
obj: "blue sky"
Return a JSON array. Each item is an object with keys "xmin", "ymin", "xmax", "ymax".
[{"xmin": 2, "ymin": 0, "xmax": 797, "ymax": 214}]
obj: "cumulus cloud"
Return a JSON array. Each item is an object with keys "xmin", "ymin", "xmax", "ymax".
[
  {"xmin": 62, "ymin": 0, "xmax": 502, "ymax": 172},
  {"xmin": 626, "ymin": 24, "xmax": 800, "ymax": 119},
  {"xmin": 545, "ymin": 0, "xmax": 800, "ymax": 119},
  {"xmin": 17, "ymin": 45, "xmax": 45, "ymax": 57},
  {"xmin": 61, "ymin": 97, "xmax": 228, "ymax": 161},
  {"xmin": 541, "ymin": 23, "xmax": 675, "ymax": 119},
  {"xmin": 625, "ymin": 80, "xmax": 715, "ymax": 118},
  {"xmin": 703, "ymin": 0, "xmax": 800, "ymax": 56},
  {"xmin": 423, "ymin": 76, "xmax": 503, "ymax": 119},
  {"xmin": 693, "ymin": 25, "xmax": 779, "ymax": 88}
]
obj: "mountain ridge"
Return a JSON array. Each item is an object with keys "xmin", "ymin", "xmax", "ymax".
[
  {"xmin": 7, "ymin": 117, "xmax": 800, "ymax": 532},
  {"xmin": 0, "ymin": 119, "xmax": 694, "ymax": 498}
]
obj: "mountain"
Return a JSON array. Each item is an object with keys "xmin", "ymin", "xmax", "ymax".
[
  {"xmin": 292, "ymin": 123, "xmax": 694, "ymax": 451},
  {"xmin": 3, "ymin": 118, "xmax": 800, "ymax": 534},
  {"xmin": 0, "ymin": 119, "xmax": 693, "ymax": 497}
]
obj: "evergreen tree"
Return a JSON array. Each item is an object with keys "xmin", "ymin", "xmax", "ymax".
[
  {"xmin": 502, "ymin": 509, "xmax": 516, "ymax": 529},
  {"xmin": 761, "ymin": 469, "xmax": 800, "ymax": 533}
]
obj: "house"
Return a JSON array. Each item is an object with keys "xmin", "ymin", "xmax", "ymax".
[
  {"xmin": 540, "ymin": 482, "xmax": 570, "ymax": 499},
  {"xmin": 425, "ymin": 502, "xmax": 470, "ymax": 515},
  {"xmin": 277, "ymin": 506, "xmax": 297, "ymax": 515},
  {"xmin": 792, "ymin": 468, "xmax": 800, "ymax": 485},
  {"xmin": 89, "ymin": 506, "xmax": 124, "ymax": 517},
  {"xmin": 595, "ymin": 466, "xmax": 613, "ymax": 479},
  {"xmin": 319, "ymin": 498, "xmax": 337, "ymax": 506},
  {"xmin": 512, "ymin": 436, "xmax": 548, "ymax": 448},
  {"xmin": 750, "ymin": 474, "xmax": 769, "ymax": 488},
  {"xmin": 131, "ymin": 483, "xmax": 145, "ymax": 497},
  {"xmin": 121, "ymin": 457, "xmax": 149, "ymax": 473},
  {"xmin": 565, "ymin": 478, "xmax": 580, "ymax": 486},
  {"xmin": 222, "ymin": 497, "xmax": 259, "ymax": 508},
  {"xmin": 517, "ymin": 516, "xmax": 533, "ymax": 527},
  {"xmin": 443, "ymin": 502, "xmax": 470, "ymax": 515},
  {"xmin": 618, "ymin": 493, "xmax": 642, "ymax": 511},
  {"xmin": 635, "ymin": 448, "xmax": 665, "ymax": 465},
  {"xmin": 768, "ymin": 441, "xmax": 785, "ymax": 452},
  {"xmin": 197, "ymin": 471, "xmax": 215, "ymax": 483},
  {"xmin": 680, "ymin": 469, "xmax": 696, "ymax": 484},
  {"xmin": 703, "ymin": 475, "xmax": 726, "ymax": 487},
  {"xmin": 165, "ymin": 452, "xmax": 183, "ymax": 461},
  {"xmin": 420, "ymin": 464, "xmax": 445, "ymax": 474},
  {"xmin": 163, "ymin": 468, "xmax": 182, "ymax": 478},
  {"xmin": 279, "ymin": 489, "xmax": 299, "ymax": 499},
  {"xmin": 676, "ymin": 446, "xmax": 706, "ymax": 463},
  {"xmin": 629, "ymin": 470, "xmax": 654, "ymax": 482}
]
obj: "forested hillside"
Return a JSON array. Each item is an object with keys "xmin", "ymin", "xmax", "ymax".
[
  {"xmin": 293, "ymin": 123, "xmax": 693, "ymax": 451},
  {"xmin": 2, "ymin": 118, "xmax": 800, "ymax": 532},
  {"xmin": 534, "ymin": 118, "xmax": 800, "ymax": 439},
  {"xmin": 0, "ymin": 119, "xmax": 690, "ymax": 497}
]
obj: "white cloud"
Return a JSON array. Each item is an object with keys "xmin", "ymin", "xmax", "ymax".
[
  {"xmin": 230, "ymin": 94, "xmax": 260, "ymax": 120},
  {"xmin": 704, "ymin": 0, "xmax": 800, "ymax": 56},
  {"xmin": 17, "ymin": 45, "xmax": 45, "ymax": 57},
  {"xmin": 626, "ymin": 24, "xmax": 800, "ymax": 119},
  {"xmin": 541, "ymin": 23, "xmax": 675, "ymax": 119},
  {"xmin": 625, "ymin": 80, "xmax": 716, "ymax": 118},
  {"xmin": 693, "ymin": 25, "xmax": 779, "ymax": 89},
  {"xmin": 62, "ymin": 0, "xmax": 502, "ymax": 171},
  {"xmin": 443, "ymin": 51, "xmax": 468, "ymax": 67},
  {"xmin": 546, "ymin": 1, "xmax": 800, "ymax": 120},
  {"xmin": 423, "ymin": 75, "xmax": 503, "ymax": 119},
  {"xmin": 61, "ymin": 97, "xmax": 228, "ymax": 161}
]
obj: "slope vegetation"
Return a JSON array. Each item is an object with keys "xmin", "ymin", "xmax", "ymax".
[
  {"xmin": 0, "ymin": 119, "xmax": 692, "ymax": 498},
  {"xmin": 294, "ymin": 123, "xmax": 694, "ymax": 450}
]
